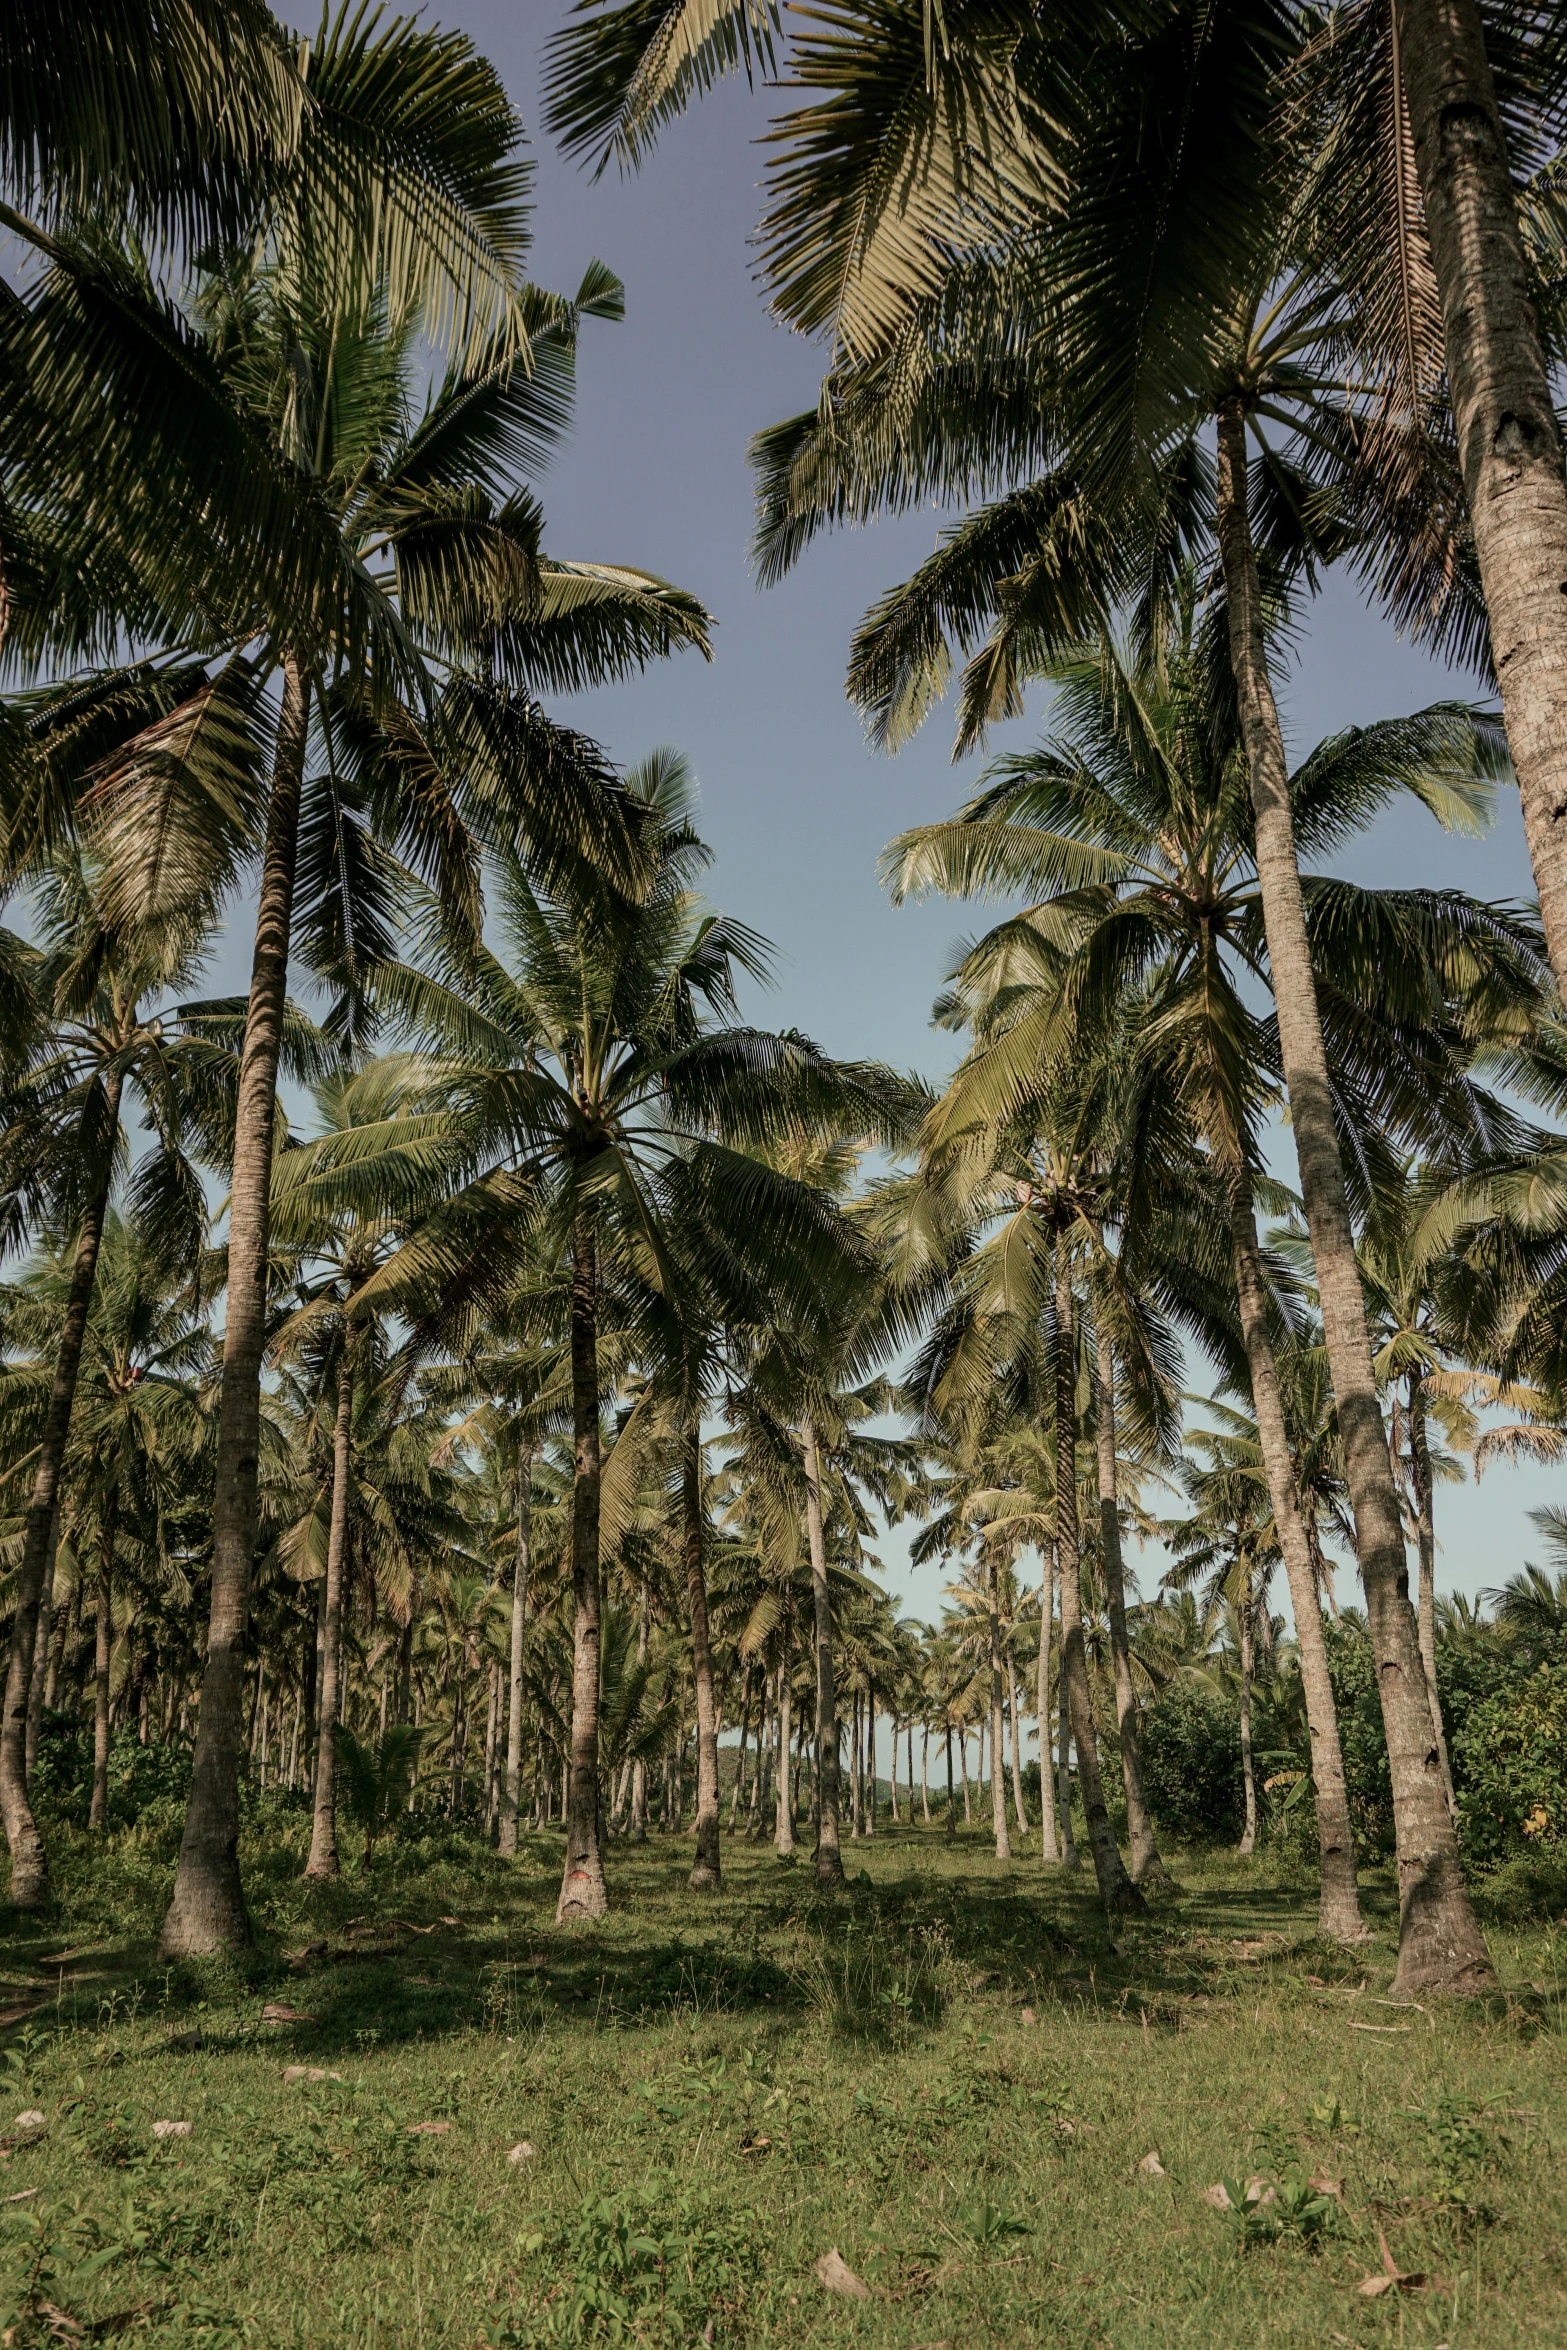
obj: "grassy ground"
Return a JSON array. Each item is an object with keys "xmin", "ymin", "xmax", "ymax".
[{"xmin": 1, "ymin": 1813, "xmax": 1564, "ymax": 2348}]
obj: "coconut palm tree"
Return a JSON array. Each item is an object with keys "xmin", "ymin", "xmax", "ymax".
[
  {"xmin": 363, "ymin": 750, "xmax": 902, "ymax": 1917},
  {"xmin": 884, "ymin": 600, "xmax": 1546, "ymax": 1945}
]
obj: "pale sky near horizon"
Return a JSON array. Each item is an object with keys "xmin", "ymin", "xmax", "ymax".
[{"xmin": 264, "ymin": 3, "xmax": 1563, "ymax": 1636}]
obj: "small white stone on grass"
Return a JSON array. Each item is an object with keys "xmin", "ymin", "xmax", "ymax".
[
  {"xmin": 12, "ymin": 2112, "xmax": 45, "ymax": 2131},
  {"xmin": 151, "ymin": 2120, "xmax": 192, "ymax": 2139},
  {"xmin": 1136, "ymin": 2151, "xmax": 1167, "ymax": 2178},
  {"xmin": 814, "ymin": 2249, "xmax": 870, "ymax": 2300},
  {"xmin": 282, "ymin": 2066, "xmax": 342, "ymax": 2085},
  {"xmin": 507, "ymin": 2141, "xmax": 536, "ymax": 2165}
]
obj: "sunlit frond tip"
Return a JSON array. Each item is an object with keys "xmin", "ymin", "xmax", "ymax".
[{"xmin": 543, "ymin": 0, "xmax": 780, "ymax": 178}]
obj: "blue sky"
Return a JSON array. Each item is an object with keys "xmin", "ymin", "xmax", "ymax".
[{"xmin": 269, "ymin": 4, "xmax": 1560, "ymax": 1628}]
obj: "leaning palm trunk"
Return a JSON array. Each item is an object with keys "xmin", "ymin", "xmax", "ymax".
[
  {"xmin": 498, "ymin": 1449, "xmax": 532, "ymax": 1858},
  {"xmin": 1053, "ymin": 1249, "xmax": 1142, "ymax": 1913},
  {"xmin": 682, "ymin": 1425, "xmax": 721, "ymax": 1890},
  {"xmin": 987, "ymin": 1556, "xmax": 1012, "ymax": 1860},
  {"xmin": 1092, "ymin": 1318, "xmax": 1165, "ymax": 1884},
  {"xmin": 1406, "ymin": 1377, "xmax": 1458, "ymax": 1820},
  {"xmin": 1238, "ymin": 1594, "xmax": 1257, "ymax": 1857},
  {"xmin": 1214, "ymin": 406, "xmax": 1491, "ymax": 1996},
  {"xmin": 161, "ymin": 661, "xmax": 310, "ymax": 1956},
  {"xmin": 1395, "ymin": 0, "xmax": 1567, "ymax": 994},
  {"xmin": 801, "ymin": 1409, "xmax": 844, "ymax": 1885},
  {"xmin": 1228, "ymin": 1179, "xmax": 1366, "ymax": 1937},
  {"xmin": 557, "ymin": 1215, "xmax": 608, "ymax": 1922},
  {"xmin": 2, "ymin": 1065, "xmax": 124, "ymax": 1906},
  {"xmin": 91, "ymin": 1516, "xmax": 114, "ymax": 1834},
  {"xmin": 1037, "ymin": 1557, "xmax": 1059, "ymax": 1862},
  {"xmin": 305, "ymin": 1337, "xmax": 356, "ymax": 1880}
]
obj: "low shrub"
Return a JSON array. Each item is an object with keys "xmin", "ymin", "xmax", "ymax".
[
  {"xmin": 1452, "ymin": 1660, "xmax": 1567, "ymax": 1867},
  {"xmin": 1139, "ymin": 1681, "xmax": 1243, "ymax": 1843}
]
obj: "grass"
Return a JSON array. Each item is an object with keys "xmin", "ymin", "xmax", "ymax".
[{"xmin": 2, "ymin": 1811, "xmax": 1565, "ymax": 2347}]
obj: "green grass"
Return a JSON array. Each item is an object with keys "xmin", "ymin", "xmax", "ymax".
[{"xmin": 2, "ymin": 1814, "xmax": 1565, "ymax": 2347}]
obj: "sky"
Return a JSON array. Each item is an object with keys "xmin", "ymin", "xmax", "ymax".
[{"xmin": 257, "ymin": 5, "xmax": 1560, "ymax": 1629}]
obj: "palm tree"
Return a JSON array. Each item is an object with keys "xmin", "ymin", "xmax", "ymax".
[
  {"xmin": 367, "ymin": 751, "xmax": 899, "ymax": 1917},
  {"xmin": 884, "ymin": 608, "xmax": 1544, "ymax": 1947},
  {"xmin": 0, "ymin": 849, "xmax": 236, "ymax": 1904}
]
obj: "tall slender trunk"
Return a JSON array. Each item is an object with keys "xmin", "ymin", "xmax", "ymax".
[
  {"xmin": 499, "ymin": 1447, "xmax": 532, "ymax": 1858},
  {"xmin": 945, "ymin": 1725, "xmax": 955, "ymax": 1834},
  {"xmin": 774, "ymin": 1644, "xmax": 794, "ymax": 1855},
  {"xmin": 1395, "ymin": 0, "xmax": 1567, "ymax": 994},
  {"xmin": 748, "ymin": 1672, "xmax": 768, "ymax": 1837},
  {"xmin": 1057, "ymin": 1637, "xmax": 1079, "ymax": 1867},
  {"xmin": 25, "ymin": 1510, "xmax": 61, "ymax": 1784},
  {"xmin": 1407, "ymin": 1373, "xmax": 1458, "ymax": 1819},
  {"xmin": 683, "ymin": 1425, "xmax": 721, "ymax": 1890},
  {"xmin": 1053, "ymin": 1244, "xmax": 1142, "ymax": 1913},
  {"xmin": 2, "ymin": 1066, "xmax": 123, "ymax": 1902},
  {"xmin": 1092, "ymin": 1313, "xmax": 1165, "ymax": 1883},
  {"xmin": 959, "ymin": 1727, "xmax": 972, "ymax": 1823},
  {"xmin": 730, "ymin": 1663, "xmax": 753, "ymax": 1831},
  {"xmin": 801, "ymin": 1409, "xmax": 843, "ymax": 1885},
  {"xmin": 849, "ymin": 1690, "xmax": 863, "ymax": 1837},
  {"xmin": 305, "ymin": 1333, "xmax": 355, "ymax": 1879},
  {"xmin": 557, "ymin": 1214, "xmax": 607, "ymax": 1921},
  {"xmin": 1006, "ymin": 1653, "xmax": 1029, "ymax": 1832},
  {"xmin": 865, "ymin": 1700, "xmax": 876, "ymax": 1835},
  {"xmin": 987, "ymin": 1556, "xmax": 1012, "ymax": 1860},
  {"xmin": 1238, "ymin": 1588, "xmax": 1257, "ymax": 1857},
  {"xmin": 1215, "ymin": 404, "xmax": 1489, "ymax": 1995},
  {"xmin": 90, "ymin": 1509, "xmax": 114, "ymax": 1833},
  {"xmin": 630, "ymin": 1578, "xmax": 650, "ymax": 1841},
  {"xmin": 483, "ymin": 1662, "xmax": 500, "ymax": 1833},
  {"xmin": 1037, "ymin": 1559, "xmax": 1059, "ymax": 1862},
  {"xmin": 1228, "ymin": 1178, "xmax": 1366, "ymax": 1936},
  {"xmin": 921, "ymin": 1724, "xmax": 930, "ymax": 1823},
  {"xmin": 161, "ymin": 659, "xmax": 310, "ymax": 1956}
]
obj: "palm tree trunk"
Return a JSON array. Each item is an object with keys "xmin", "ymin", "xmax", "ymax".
[
  {"xmin": 959, "ymin": 1728, "xmax": 972, "ymax": 1823},
  {"xmin": 1406, "ymin": 1373, "xmax": 1458, "ymax": 1819},
  {"xmin": 160, "ymin": 659, "xmax": 310, "ymax": 1957},
  {"xmin": 750, "ymin": 1671, "xmax": 770, "ymax": 1838},
  {"xmin": 25, "ymin": 1511, "xmax": 60, "ymax": 1784},
  {"xmin": 90, "ymin": 1510, "xmax": 114, "ymax": 1834},
  {"xmin": 1214, "ymin": 403, "xmax": 1490, "ymax": 1995},
  {"xmin": 1006, "ymin": 1653, "xmax": 1029, "ymax": 1833},
  {"xmin": 557, "ymin": 1213, "xmax": 608, "ymax": 1921},
  {"xmin": 1037, "ymin": 1561, "xmax": 1059, "ymax": 1862},
  {"xmin": 774, "ymin": 1644, "xmax": 794, "ymax": 1855},
  {"xmin": 682, "ymin": 1425, "xmax": 722, "ymax": 1890},
  {"xmin": 988, "ymin": 1557, "xmax": 1012, "ymax": 1860},
  {"xmin": 945, "ymin": 1725, "xmax": 955, "ymax": 1834},
  {"xmin": 921, "ymin": 1724, "xmax": 930, "ymax": 1822},
  {"xmin": 630, "ymin": 1577, "xmax": 650, "ymax": 1841},
  {"xmin": 1092, "ymin": 1315, "xmax": 1165, "ymax": 1884},
  {"xmin": 305, "ymin": 1336, "xmax": 355, "ymax": 1880},
  {"xmin": 730, "ymin": 1661, "xmax": 753, "ymax": 1831},
  {"xmin": 499, "ymin": 1447, "xmax": 532, "ymax": 1858},
  {"xmin": 866, "ymin": 1699, "xmax": 876, "ymax": 1835},
  {"xmin": 1238, "ymin": 1591, "xmax": 1257, "ymax": 1857},
  {"xmin": 801, "ymin": 1408, "xmax": 843, "ymax": 1885},
  {"xmin": 849, "ymin": 1690, "xmax": 863, "ymax": 1836},
  {"xmin": 1395, "ymin": 0, "xmax": 1567, "ymax": 993},
  {"xmin": 1053, "ymin": 1245, "xmax": 1141, "ymax": 1913},
  {"xmin": 2, "ymin": 1064, "xmax": 124, "ymax": 1906},
  {"xmin": 1227, "ymin": 1177, "xmax": 1366, "ymax": 1936}
]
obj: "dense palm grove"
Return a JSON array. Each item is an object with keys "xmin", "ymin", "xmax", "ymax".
[{"xmin": 4, "ymin": 0, "xmax": 1567, "ymax": 2027}]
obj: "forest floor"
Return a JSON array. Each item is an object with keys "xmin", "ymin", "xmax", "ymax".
[{"xmin": 1, "ymin": 1817, "xmax": 1564, "ymax": 2348}]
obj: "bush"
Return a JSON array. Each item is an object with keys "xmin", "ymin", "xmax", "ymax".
[
  {"xmin": 1322, "ymin": 1624, "xmax": 1395, "ymax": 1856},
  {"xmin": 29, "ymin": 1718, "xmax": 192, "ymax": 1836},
  {"xmin": 1139, "ymin": 1681, "xmax": 1243, "ymax": 1843},
  {"xmin": 1452, "ymin": 1660, "xmax": 1567, "ymax": 1867}
]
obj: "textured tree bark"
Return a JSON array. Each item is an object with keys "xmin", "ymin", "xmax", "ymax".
[
  {"xmin": 958, "ymin": 1727, "xmax": 972, "ymax": 1823},
  {"xmin": 630, "ymin": 1579, "xmax": 650, "ymax": 1841},
  {"xmin": 91, "ymin": 1514, "xmax": 113, "ymax": 1834},
  {"xmin": 2, "ymin": 1065, "xmax": 123, "ymax": 1906},
  {"xmin": 1227, "ymin": 1180, "xmax": 1367, "ymax": 1936},
  {"xmin": 1037, "ymin": 1556, "xmax": 1059, "ymax": 1862},
  {"xmin": 802, "ymin": 1409, "xmax": 843, "ymax": 1885},
  {"xmin": 921, "ymin": 1725, "xmax": 930, "ymax": 1822},
  {"xmin": 161, "ymin": 660, "xmax": 309, "ymax": 1956},
  {"xmin": 25, "ymin": 1511, "xmax": 60, "ymax": 1783},
  {"xmin": 683, "ymin": 1425, "xmax": 722, "ymax": 1889},
  {"xmin": 987, "ymin": 1555, "xmax": 1012, "ymax": 1859},
  {"xmin": 1395, "ymin": 0, "xmax": 1567, "ymax": 994},
  {"xmin": 1092, "ymin": 1317, "xmax": 1166, "ymax": 1883},
  {"xmin": 944, "ymin": 1726, "xmax": 955, "ymax": 1834},
  {"xmin": 1238, "ymin": 1593, "xmax": 1257, "ymax": 1856},
  {"xmin": 1215, "ymin": 402, "xmax": 1491, "ymax": 1994},
  {"xmin": 557, "ymin": 1215, "xmax": 608, "ymax": 1921},
  {"xmin": 498, "ymin": 1448, "xmax": 532, "ymax": 1858},
  {"xmin": 1407, "ymin": 1374, "xmax": 1458, "ymax": 1819},
  {"xmin": 1054, "ymin": 1248, "xmax": 1142, "ymax": 1912},
  {"xmin": 865, "ymin": 1699, "xmax": 877, "ymax": 1835},
  {"xmin": 774, "ymin": 1648, "xmax": 795, "ymax": 1854},
  {"xmin": 1005, "ymin": 1653, "xmax": 1029, "ymax": 1832},
  {"xmin": 305, "ymin": 1338, "xmax": 355, "ymax": 1880}
]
